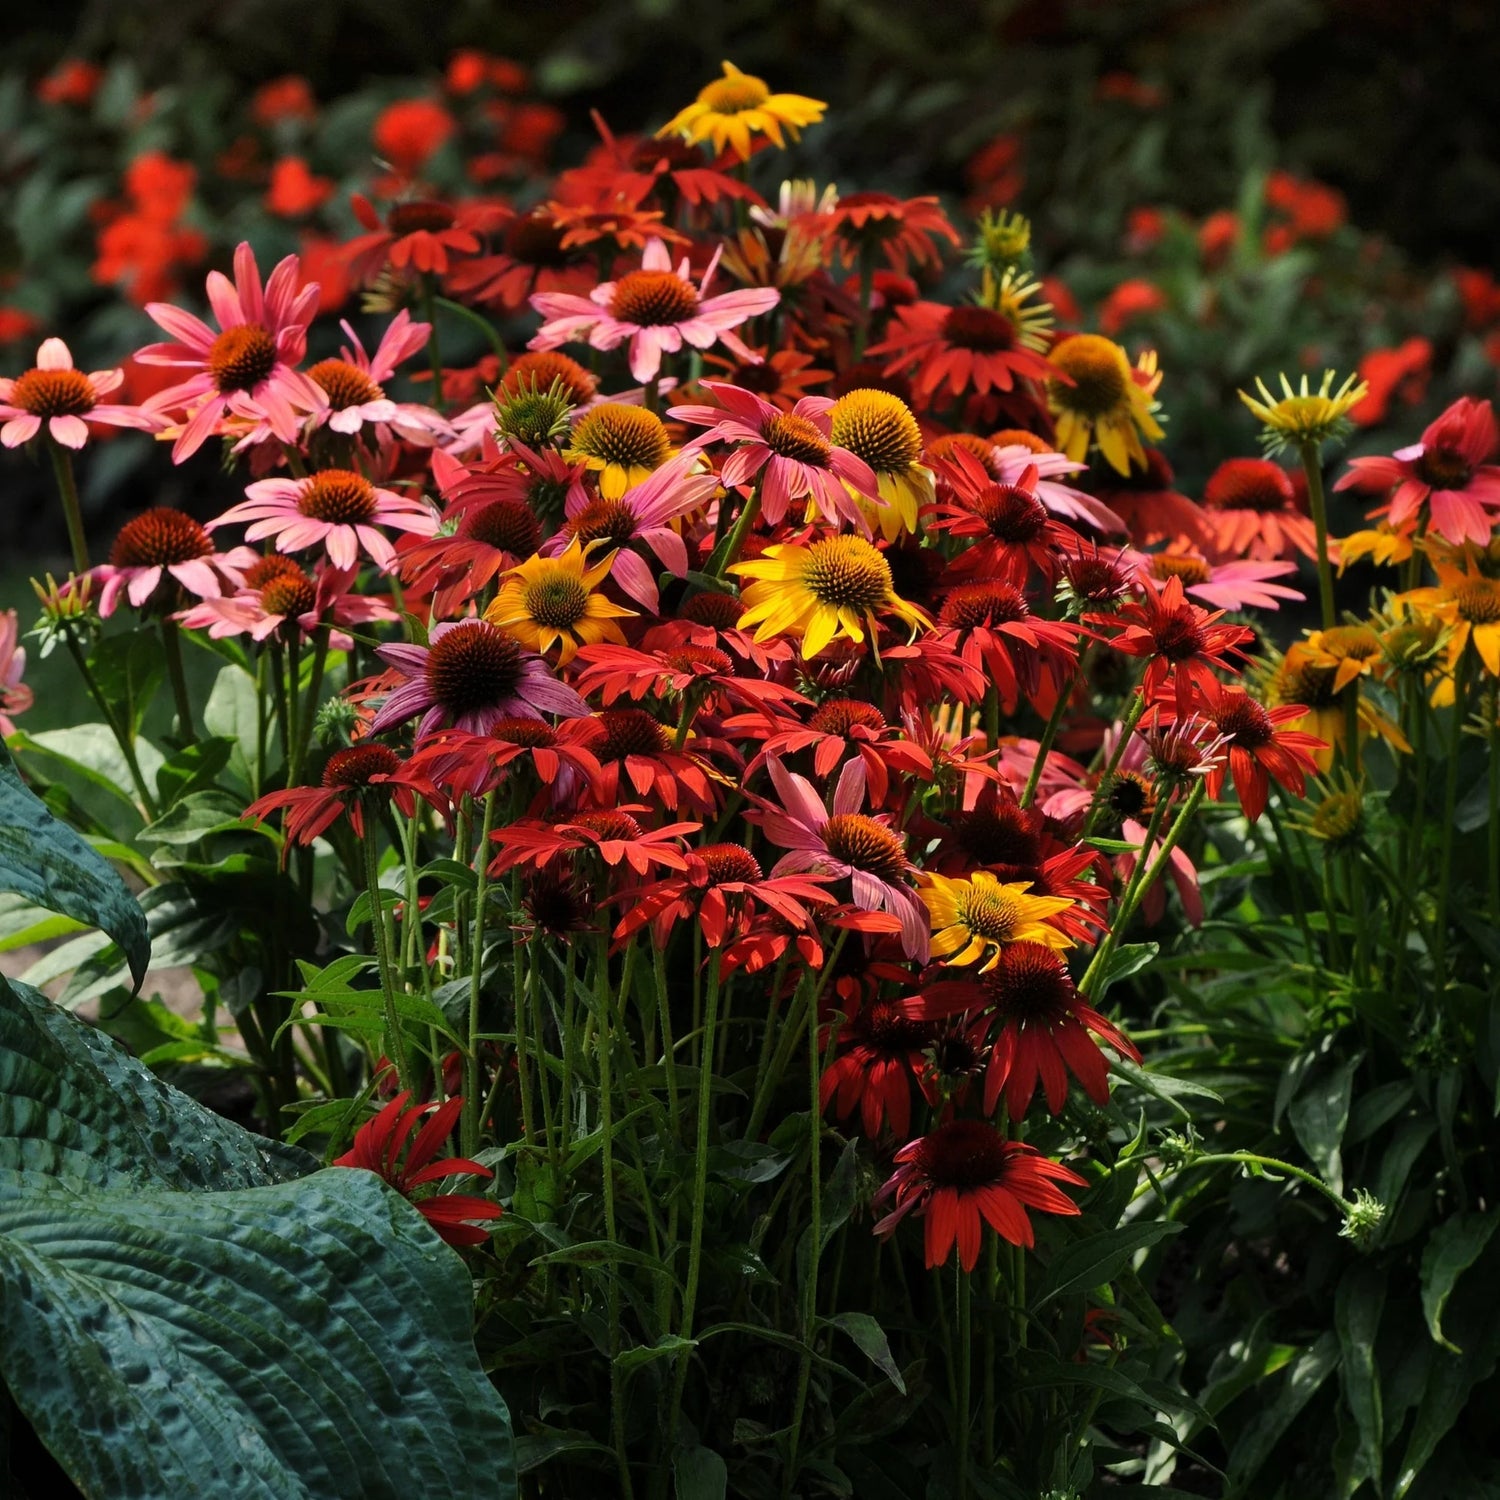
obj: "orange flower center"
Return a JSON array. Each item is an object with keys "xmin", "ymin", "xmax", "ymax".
[
  {"xmin": 462, "ymin": 500, "xmax": 542, "ymax": 556},
  {"xmin": 664, "ymin": 644, "xmax": 733, "ymax": 675},
  {"xmin": 989, "ymin": 428, "xmax": 1052, "ymax": 454},
  {"xmin": 261, "ymin": 572, "xmax": 317, "ymax": 618},
  {"xmin": 940, "ymin": 581, "xmax": 1031, "ymax": 629},
  {"xmin": 500, "ymin": 351, "xmax": 598, "ymax": 406},
  {"xmin": 1453, "ymin": 577, "xmax": 1500, "ymax": 625},
  {"xmin": 11, "ymin": 367, "xmax": 95, "ymax": 417},
  {"xmin": 1203, "ymin": 458, "xmax": 1294, "ymax": 513},
  {"xmin": 808, "ymin": 698, "xmax": 886, "ymax": 735},
  {"xmin": 207, "ymin": 324, "xmax": 278, "ymax": 393},
  {"xmin": 1150, "ymin": 554, "xmax": 1212, "ymax": 586},
  {"xmin": 244, "ymin": 554, "xmax": 303, "ymax": 589},
  {"xmin": 109, "ymin": 508, "xmax": 213, "ymax": 568},
  {"xmin": 388, "ymin": 200, "xmax": 455, "ymax": 235},
  {"xmin": 571, "ymin": 809, "xmax": 644, "ymax": 842},
  {"xmin": 927, "ymin": 432, "xmax": 999, "ymax": 474},
  {"xmin": 699, "ymin": 71, "xmax": 770, "ymax": 114},
  {"xmin": 942, "ymin": 305, "xmax": 1016, "ymax": 352},
  {"xmin": 1049, "ymin": 334, "xmax": 1128, "ymax": 417},
  {"xmin": 569, "ymin": 498, "xmax": 638, "ymax": 548},
  {"xmin": 299, "ymin": 470, "xmax": 378, "ymax": 524},
  {"xmin": 698, "ymin": 842, "xmax": 763, "ymax": 885},
  {"xmin": 323, "ymin": 744, "xmax": 402, "ymax": 788},
  {"xmin": 608, "ymin": 269, "xmax": 701, "ymax": 326},
  {"xmin": 763, "ymin": 412, "xmax": 831, "ymax": 466},
  {"xmin": 426, "ymin": 622, "xmax": 526, "ymax": 715},
  {"xmin": 822, "ymin": 813, "xmax": 908, "ymax": 881},
  {"xmin": 308, "ymin": 359, "xmax": 384, "ymax": 409}
]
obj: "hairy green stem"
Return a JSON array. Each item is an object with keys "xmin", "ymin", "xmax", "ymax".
[
  {"xmin": 1297, "ymin": 440, "xmax": 1337, "ymax": 630},
  {"xmin": 363, "ymin": 832, "xmax": 412, "ymax": 1092},
  {"xmin": 46, "ymin": 438, "xmax": 90, "ymax": 574}
]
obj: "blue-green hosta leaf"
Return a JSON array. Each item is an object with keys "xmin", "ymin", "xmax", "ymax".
[
  {"xmin": 0, "ymin": 740, "xmax": 149, "ymax": 986},
  {"xmin": 0, "ymin": 1171, "xmax": 515, "ymax": 1500}
]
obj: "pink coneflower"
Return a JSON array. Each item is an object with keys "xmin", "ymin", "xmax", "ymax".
[
  {"xmin": 993, "ymin": 443, "xmax": 1126, "ymax": 535},
  {"xmin": 529, "ymin": 237, "xmax": 780, "ymax": 383},
  {"xmin": 1335, "ymin": 395, "xmax": 1500, "ymax": 546},
  {"xmin": 371, "ymin": 619, "xmax": 589, "ymax": 739},
  {"xmin": 751, "ymin": 756, "xmax": 929, "ymax": 959},
  {"xmin": 138, "ymin": 242, "xmax": 324, "ymax": 461},
  {"xmin": 0, "ymin": 338, "xmax": 157, "ymax": 448},
  {"xmin": 210, "ymin": 468, "xmax": 438, "ymax": 571},
  {"xmin": 544, "ymin": 450, "xmax": 720, "ymax": 612},
  {"xmin": 175, "ymin": 561, "xmax": 397, "ymax": 645},
  {"xmin": 87, "ymin": 507, "xmax": 255, "ymax": 616},
  {"xmin": 0, "ymin": 609, "xmax": 33, "ymax": 736},
  {"xmin": 1139, "ymin": 548, "xmax": 1302, "ymax": 612},
  {"xmin": 305, "ymin": 310, "xmax": 452, "ymax": 443},
  {"xmin": 670, "ymin": 381, "xmax": 877, "ymax": 528}
]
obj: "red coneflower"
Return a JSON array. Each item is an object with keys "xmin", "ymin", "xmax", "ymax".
[
  {"xmin": 819, "ymin": 994, "xmax": 936, "ymax": 1140},
  {"xmin": 1197, "ymin": 678, "xmax": 1325, "ymax": 821},
  {"xmin": 825, "ymin": 193, "xmax": 961, "ymax": 274},
  {"xmin": 873, "ymin": 1119, "xmax": 1086, "ymax": 1269},
  {"xmin": 1200, "ymin": 457, "xmax": 1318, "ymax": 562}
]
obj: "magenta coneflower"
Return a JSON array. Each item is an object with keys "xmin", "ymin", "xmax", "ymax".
[
  {"xmin": 175, "ymin": 561, "xmax": 397, "ymax": 645},
  {"xmin": 0, "ymin": 609, "xmax": 33, "ymax": 736},
  {"xmin": 873, "ymin": 1119, "xmax": 1085, "ymax": 1270},
  {"xmin": 87, "ymin": 507, "xmax": 254, "ymax": 616},
  {"xmin": 670, "ymin": 381, "xmax": 878, "ymax": 528},
  {"xmin": 210, "ymin": 468, "xmax": 438, "ymax": 571},
  {"xmin": 0, "ymin": 338, "xmax": 156, "ymax": 449},
  {"xmin": 1335, "ymin": 395, "xmax": 1500, "ymax": 545},
  {"xmin": 306, "ymin": 310, "xmax": 452, "ymax": 443},
  {"xmin": 138, "ymin": 242, "xmax": 324, "ymax": 461},
  {"xmin": 751, "ymin": 755, "xmax": 929, "ymax": 959},
  {"xmin": 371, "ymin": 619, "xmax": 589, "ymax": 739},
  {"xmin": 529, "ymin": 237, "xmax": 780, "ymax": 383},
  {"xmin": 543, "ymin": 450, "xmax": 720, "ymax": 612}
]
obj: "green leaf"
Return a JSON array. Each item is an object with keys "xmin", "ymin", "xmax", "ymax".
[
  {"xmin": 614, "ymin": 1335, "xmax": 697, "ymax": 1380},
  {"xmin": 0, "ymin": 974, "xmax": 308, "ymax": 1193},
  {"xmin": 1334, "ymin": 1265, "xmax": 1385, "ymax": 1497},
  {"xmin": 530, "ymin": 1239, "xmax": 670, "ymax": 1274},
  {"xmin": 1035, "ymin": 1220, "xmax": 1183, "ymax": 1307},
  {"xmin": 1226, "ymin": 1331, "xmax": 1339, "ymax": 1489},
  {"xmin": 202, "ymin": 663, "xmax": 262, "ymax": 789},
  {"xmin": 825, "ymin": 1312, "xmax": 907, "ymax": 1394},
  {"xmin": 0, "ymin": 1172, "xmax": 516, "ymax": 1500},
  {"xmin": 1420, "ymin": 1209, "xmax": 1500, "ymax": 1353},
  {"xmin": 673, "ymin": 1444, "xmax": 728, "ymax": 1500},
  {"xmin": 1287, "ymin": 1052, "xmax": 1361, "ymax": 1198},
  {"xmin": 0, "ymin": 741, "xmax": 149, "ymax": 987},
  {"xmin": 154, "ymin": 736, "xmax": 235, "ymax": 810}
]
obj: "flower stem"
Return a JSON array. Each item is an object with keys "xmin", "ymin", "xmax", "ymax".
[
  {"xmin": 159, "ymin": 618, "xmax": 197, "ymax": 743},
  {"xmin": 59, "ymin": 628, "xmax": 157, "ymax": 817},
  {"xmin": 1434, "ymin": 646, "xmax": 1472, "ymax": 976},
  {"xmin": 957, "ymin": 1265, "xmax": 972, "ymax": 1498},
  {"xmin": 1297, "ymin": 439, "xmax": 1337, "ymax": 630},
  {"xmin": 290, "ymin": 626, "xmax": 329, "ymax": 788},
  {"xmin": 362, "ymin": 832, "xmax": 412, "ymax": 1092},
  {"xmin": 1082, "ymin": 693, "xmax": 1147, "ymax": 839},
  {"xmin": 1021, "ymin": 682, "xmax": 1073, "ymax": 809},
  {"xmin": 853, "ymin": 243, "xmax": 877, "ymax": 360},
  {"xmin": 421, "ymin": 274, "xmax": 446, "ymax": 413},
  {"xmin": 705, "ymin": 478, "xmax": 762, "ymax": 581},
  {"xmin": 46, "ymin": 438, "xmax": 90, "ymax": 574},
  {"xmin": 463, "ymin": 790, "xmax": 498, "ymax": 1156}
]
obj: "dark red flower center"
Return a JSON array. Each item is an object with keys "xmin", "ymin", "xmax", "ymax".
[
  {"xmin": 1417, "ymin": 443, "xmax": 1474, "ymax": 490},
  {"xmin": 11, "ymin": 367, "xmax": 96, "ymax": 417},
  {"xmin": 698, "ymin": 842, "xmax": 762, "ymax": 885},
  {"xmin": 912, "ymin": 1119, "xmax": 1013, "ymax": 1188},
  {"xmin": 681, "ymin": 591, "xmax": 744, "ymax": 627},
  {"xmin": 763, "ymin": 412, "xmax": 832, "ymax": 466},
  {"xmin": 940, "ymin": 581, "xmax": 1031, "ymax": 629},
  {"xmin": 299, "ymin": 469, "xmax": 378, "ymax": 524},
  {"xmin": 1147, "ymin": 606, "xmax": 1207, "ymax": 661},
  {"xmin": 570, "ymin": 809, "xmax": 645, "ymax": 841},
  {"xmin": 490, "ymin": 716, "xmax": 557, "ymax": 747},
  {"xmin": 1211, "ymin": 691, "xmax": 1275, "ymax": 747},
  {"xmin": 851, "ymin": 995, "xmax": 934, "ymax": 1054},
  {"xmin": 664, "ymin": 645, "xmax": 733, "ymax": 675},
  {"xmin": 463, "ymin": 499, "xmax": 542, "ymax": 556},
  {"xmin": 323, "ymin": 743, "xmax": 402, "ymax": 788},
  {"xmin": 109, "ymin": 508, "xmax": 213, "ymax": 568},
  {"xmin": 942, "ymin": 305, "xmax": 1016, "ymax": 352},
  {"xmin": 425, "ymin": 622, "xmax": 526, "ymax": 715},
  {"xmin": 984, "ymin": 941, "xmax": 1076, "ymax": 1024},
  {"xmin": 969, "ymin": 483, "xmax": 1048, "ymax": 544},
  {"xmin": 597, "ymin": 709, "xmax": 670, "ymax": 759},
  {"xmin": 207, "ymin": 323, "xmax": 278, "ymax": 393},
  {"xmin": 503, "ymin": 212, "xmax": 570, "ymax": 267},
  {"xmin": 388, "ymin": 199, "xmax": 456, "ymax": 235},
  {"xmin": 609, "ymin": 269, "xmax": 699, "ymax": 326},
  {"xmin": 808, "ymin": 698, "xmax": 887, "ymax": 735},
  {"xmin": 822, "ymin": 813, "xmax": 908, "ymax": 881},
  {"xmin": 1103, "ymin": 770, "xmax": 1152, "ymax": 819},
  {"xmin": 308, "ymin": 358, "xmax": 384, "ymax": 409},
  {"xmin": 630, "ymin": 136, "xmax": 704, "ymax": 173},
  {"xmin": 950, "ymin": 799, "xmax": 1043, "ymax": 870},
  {"xmin": 569, "ymin": 498, "xmax": 638, "ymax": 547},
  {"xmin": 1061, "ymin": 546, "xmax": 1130, "ymax": 603},
  {"xmin": 1203, "ymin": 458, "xmax": 1294, "ymax": 513}
]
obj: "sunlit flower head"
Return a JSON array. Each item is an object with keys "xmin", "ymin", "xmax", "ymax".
[
  {"xmin": 486, "ymin": 536, "xmax": 636, "ymax": 664},
  {"xmin": 657, "ymin": 61, "xmax": 826, "ymax": 160},
  {"xmin": 828, "ymin": 388, "xmax": 933, "ymax": 538},
  {"xmin": 0, "ymin": 338, "xmax": 156, "ymax": 449},
  {"xmin": 1047, "ymin": 333, "xmax": 1165, "ymax": 475},
  {"xmin": 1396, "ymin": 559, "xmax": 1500, "ymax": 703},
  {"xmin": 731, "ymin": 534, "xmax": 932, "ymax": 658},
  {"xmin": 1239, "ymin": 369, "xmax": 1368, "ymax": 454},
  {"xmin": 175, "ymin": 560, "xmax": 396, "ymax": 645},
  {"xmin": 921, "ymin": 870, "xmax": 1073, "ymax": 971},
  {"xmin": 566, "ymin": 402, "xmax": 675, "ymax": 499},
  {"xmin": 530, "ymin": 237, "xmax": 780, "ymax": 384},
  {"xmin": 305, "ymin": 309, "xmax": 450, "ymax": 443},
  {"xmin": 87, "ymin": 507, "xmax": 253, "ymax": 617},
  {"xmin": 1200, "ymin": 457, "xmax": 1318, "ymax": 562}
]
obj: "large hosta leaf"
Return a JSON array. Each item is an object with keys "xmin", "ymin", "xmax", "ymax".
[
  {"xmin": 0, "ymin": 739, "xmax": 149, "ymax": 986},
  {"xmin": 0, "ymin": 1171, "xmax": 516, "ymax": 1500}
]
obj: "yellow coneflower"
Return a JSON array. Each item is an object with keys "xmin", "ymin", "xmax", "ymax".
[
  {"xmin": 921, "ymin": 870, "xmax": 1073, "ymax": 971},
  {"xmin": 1238, "ymin": 369, "xmax": 1368, "ymax": 454},
  {"xmin": 1263, "ymin": 643, "xmax": 1409, "ymax": 769},
  {"xmin": 1301, "ymin": 622, "xmax": 1385, "ymax": 691},
  {"xmin": 1395, "ymin": 559, "xmax": 1500, "ymax": 704},
  {"xmin": 1337, "ymin": 523, "xmax": 1414, "ymax": 571},
  {"xmin": 657, "ymin": 61, "xmax": 826, "ymax": 159},
  {"xmin": 730, "ymin": 534, "xmax": 931, "ymax": 658},
  {"xmin": 566, "ymin": 403, "xmax": 675, "ymax": 499},
  {"xmin": 1047, "ymin": 333, "xmax": 1165, "ymax": 476},
  {"xmin": 829, "ymin": 388, "xmax": 934, "ymax": 539},
  {"xmin": 1293, "ymin": 771, "xmax": 1368, "ymax": 855},
  {"xmin": 486, "ymin": 538, "xmax": 635, "ymax": 664}
]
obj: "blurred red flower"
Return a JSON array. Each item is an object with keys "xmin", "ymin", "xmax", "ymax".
[
  {"xmin": 373, "ymin": 98, "xmax": 458, "ymax": 174},
  {"xmin": 36, "ymin": 59, "xmax": 103, "ymax": 108},
  {"xmin": 265, "ymin": 157, "xmax": 334, "ymax": 218}
]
